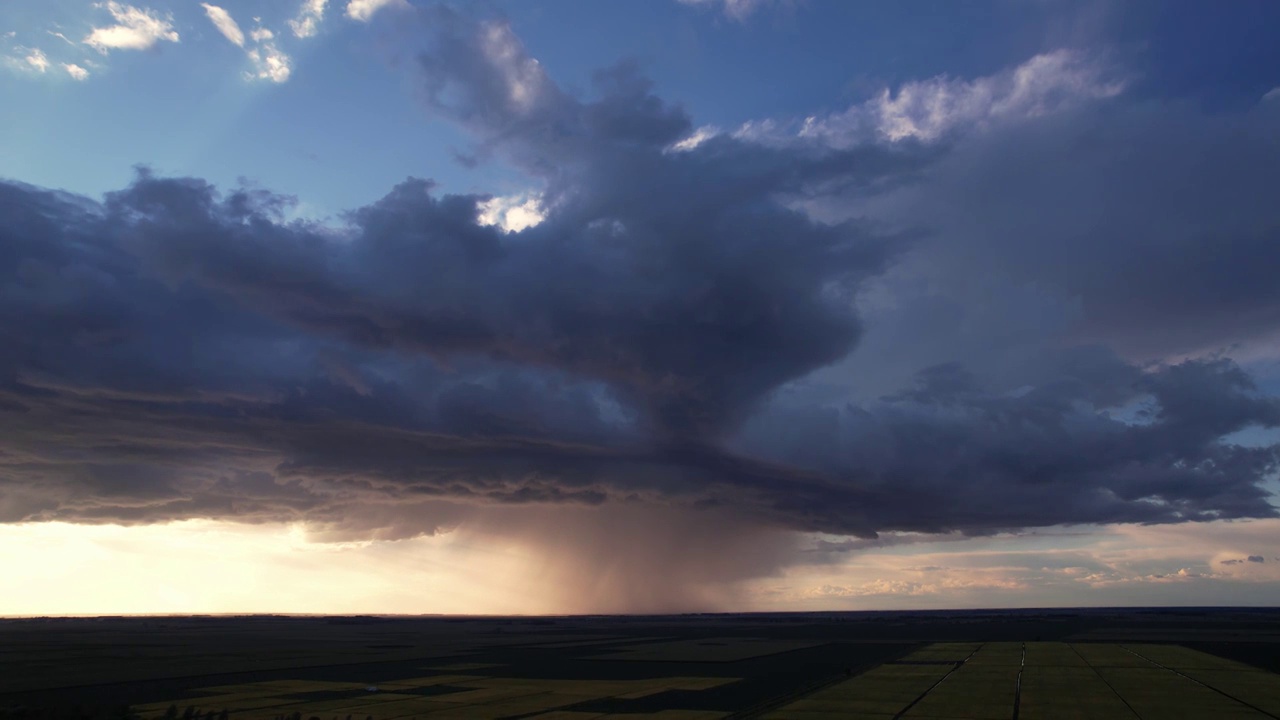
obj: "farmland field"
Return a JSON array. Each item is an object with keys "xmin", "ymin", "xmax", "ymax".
[
  {"xmin": 2, "ymin": 609, "xmax": 1279, "ymax": 719},
  {"xmin": 766, "ymin": 640, "xmax": 1280, "ymax": 719}
]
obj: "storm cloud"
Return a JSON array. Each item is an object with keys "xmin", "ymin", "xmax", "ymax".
[{"xmin": 2, "ymin": 4, "xmax": 1279, "ymax": 597}]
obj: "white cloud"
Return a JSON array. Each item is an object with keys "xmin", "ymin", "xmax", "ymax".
[
  {"xmin": 800, "ymin": 49, "xmax": 1125, "ymax": 146},
  {"xmin": 246, "ymin": 46, "xmax": 291, "ymax": 84},
  {"xmin": 5, "ymin": 46, "xmax": 50, "ymax": 75},
  {"xmin": 201, "ymin": 4, "xmax": 245, "ymax": 48},
  {"xmin": 63, "ymin": 63, "xmax": 89, "ymax": 81},
  {"xmin": 47, "ymin": 31, "xmax": 76, "ymax": 46},
  {"xmin": 1263, "ymin": 87, "xmax": 1280, "ymax": 103},
  {"xmin": 84, "ymin": 2, "xmax": 179, "ymax": 54},
  {"xmin": 193, "ymin": 16, "xmax": 292, "ymax": 85},
  {"xmin": 478, "ymin": 194, "xmax": 545, "ymax": 233},
  {"xmin": 289, "ymin": 0, "xmax": 328, "ymax": 38},
  {"xmin": 345, "ymin": 0, "xmax": 407, "ymax": 23}
]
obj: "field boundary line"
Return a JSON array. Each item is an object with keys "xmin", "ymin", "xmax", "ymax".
[
  {"xmin": 1119, "ymin": 644, "xmax": 1280, "ymax": 720},
  {"xmin": 1068, "ymin": 644, "xmax": 1141, "ymax": 720},
  {"xmin": 1011, "ymin": 642, "xmax": 1025, "ymax": 720},
  {"xmin": 889, "ymin": 643, "xmax": 985, "ymax": 720}
]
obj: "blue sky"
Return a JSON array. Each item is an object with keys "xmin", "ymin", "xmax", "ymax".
[
  {"xmin": 8, "ymin": 0, "xmax": 1279, "ymax": 214},
  {"xmin": 2, "ymin": 0, "xmax": 1280, "ymax": 614}
]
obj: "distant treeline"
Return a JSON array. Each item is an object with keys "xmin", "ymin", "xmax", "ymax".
[
  {"xmin": 0, "ymin": 706, "xmax": 142, "ymax": 720},
  {"xmin": 0, "ymin": 706, "xmax": 386, "ymax": 720},
  {"xmin": 267, "ymin": 714, "xmax": 375, "ymax": 720},
  {"xmin": 159, "ymin": 708, "xmax": 227, "ymax": 720}
]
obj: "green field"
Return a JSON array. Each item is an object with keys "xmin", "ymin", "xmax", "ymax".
[
  {"xmin": 129, "ymin": 642, "xmax": 1280, "ymax": 719},
  {"xmin": 764, "ymin": 642, "xmax": 1280, "ymax": 720},
  {"xmin": 132, "ymin": 672, "xmax": 740, "ymax": 720}
]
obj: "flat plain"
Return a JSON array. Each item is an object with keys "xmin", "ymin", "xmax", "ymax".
[{"xmin": 2, "ymin": 608, "xmax": 1279, "ymax": 719}]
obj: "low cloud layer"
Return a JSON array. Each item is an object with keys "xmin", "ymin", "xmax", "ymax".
[{"xmin": 3, "ymin": 6, "xmax": 1279, "ymax": 608}]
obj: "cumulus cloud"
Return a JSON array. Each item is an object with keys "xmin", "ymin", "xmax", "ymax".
[
  {"xmin": 83, "ymin": 2, "xmax": 179, "ymax": 53},
  {"xmin": 245, "ymin": 27, "xmax": 291, "ymax": 83},
  {"xmin": 345, "ymin": 0, "xmax": 407, "ymax": 23},
  {"xmin": 201, "ymin": 3, "xmax": 245, "ymax": 47},
  {"xmin": 289, "ymin": 0, "xmax": 328, "ymax": 38},
  {"xmin": 3, "ymin": 7, "xmax": 1280, "ymax": 608},
  {"xmin": 477, "ymin": 193, "xmax": 545, "ymax": 233},
  {"xmin": 62, "ymin": 63, "xmax": 89, "ymax": 81}
]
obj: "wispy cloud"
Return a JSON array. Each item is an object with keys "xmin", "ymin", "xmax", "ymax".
[
  {"xmin": 5, "ymin": 42, "xmax": 89, "ymax": 82},
  {"xmin": 666, "ymin": 125, "xmax": 720, "ymax": 153},
  {"xmin": 345, "ymin": 0, "xmax": 407, "ymax": 23},
  {"xmin": 4, "ymin": 46, "xmax": 50, "ymax": 74},
  {"xmin": 201, "ymin": 3, "xmax": 245, "ymax": 48},
  {"xmin": 84, "ymin": 2, "xmax": 179, "ymax": 54},
  {"xmin": 796, "ymin": 49, "xmax": 1126, "ymax": 146},
  {"xmin": 756, "ymin": 518, "xmax": 1280, "ymax": 609},
  {"xmin": 289, "ymin": 0, "xmax": 328, "ymax": 38},
  {"xmin": 676, "ymin": 0, "xmax": 779, "ymax": 21},
  {"xmin": 197, "ymin": 5, "xmax": 292, "ymax": 85},
  {"xmin": 21, "ymin": 46, "xmax": 49, "ymax": 72}
]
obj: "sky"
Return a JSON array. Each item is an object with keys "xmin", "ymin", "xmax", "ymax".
[{"xmin": 1, "ymin": 0, "xmax": 1279, "ymax": 615}]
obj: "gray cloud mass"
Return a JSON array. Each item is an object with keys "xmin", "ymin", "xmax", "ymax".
[{"xmin": 2, "ymin": 6, "xmax": 1279, "ymax": 587}]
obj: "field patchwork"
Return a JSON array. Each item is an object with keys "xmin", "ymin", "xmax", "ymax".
[
  {"xmin": 763, "ymin": 641, "xmax": 1280, "ymax": 720},
  {"xmin": 133, "ymin": 670, "xmax": 740, "ymax": 720},
  {"xmin": 127, "ymin": 641, "xmax": 1280, "ymax": 720}
]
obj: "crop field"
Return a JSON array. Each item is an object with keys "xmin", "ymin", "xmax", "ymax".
[
  {"xmin": 4, "ymin": 610, "xmax": 1280, "ymax": 719},
  {"xmin": 130, "ymin": 671, "xmax": 741, "ymax": 720},
  {"xmin": 116, "ymin": 640, "xmax": 1280, "ymax": 720},
  {"xmin": 764, "ymin": 641, "xmax": 1280, "ymax": 720}
]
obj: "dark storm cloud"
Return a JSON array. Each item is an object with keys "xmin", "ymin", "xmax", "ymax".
[
  {"xmin": 736, "ymin": 354, "xmax": 1280, "ymax": 535},
  {"xmin": 848, "ymin": 95, "xmax": 1280, "ymax": 361},
  {"xmin": 1, "ymin": 6, "xmax": 1279, "ymax": 549}
]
